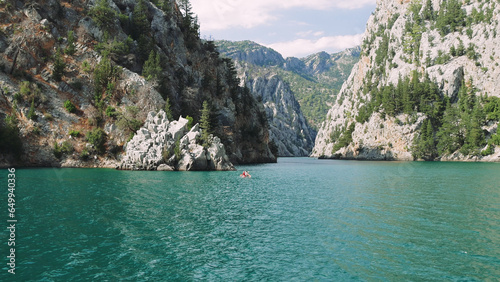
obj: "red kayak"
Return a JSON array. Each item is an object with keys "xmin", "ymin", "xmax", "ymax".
[{"xmin": 240, "ymin": 171, "xmax": 251, "ymax": 178}]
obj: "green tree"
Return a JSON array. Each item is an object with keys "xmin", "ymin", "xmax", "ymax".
[
  {"xmin": 199, "ymin": 100, "xmax": 211, "ymax": 147},
  {"xmin": 105, "ymin": 106, "xmax": 117, "ymax": 118},
  {"xmin": 412, "ymin": 119, "xmax": 437, "ymax": 160},
  {"xmin": 93, "ymin": 54, "xmax": 118, "ymax": 109},
  {"xmin": 87, "ymin": 128, "xmax": 107, "ymax": 154},
  {"xmin": 381, "ymin": 84, "xmax": 396, "ymax": 116},
  {"xmin": 178, "ymin": 0, "xmax": 193, "ymax": 20},
  {"xmin": 461, "ymin": 100, "xmax": 486, "ymax": 155},
  {"xmin": 116, "ymin": 106, "xmax": 142, "ymax": 133},
  {"xmin": 436, "ymin": 0, "xmax": 466, "ymax": 35},
  {"xmin": 436, "ymin": 101, "xmax": 464, "ymax": 154},
  {"xmin": 142, "ymin": 51, "xmax": 162, "ymax": 81},
  {"xmin": 65, "ymin": 31, "xmax": 76, "ymax": 55},
  {"xmin": 422, "ymin": 0, "xmax": 435, "ymax": 21},
  {"xmin": 132, "ymin": 0, "xmax": 152, "ymax": 61},
  {"xmin": 132, "ymin": 0, "xmax": 150, "ymax": 39},
  {"xmin": 332, "ymin": 123, "xmax": 356, "ymax": 152},
  {"xmin": 27, "ymin": 98, "xmax": 37, "ymax": 120},
  {"xmin": 64, "ymin": 100, "xmax": 76, "ymax": 113},
  {"xmin": 484, "ymin": 96, "xmax": 500, "ymax": 121},
  {"xmin": 52, "ymin": 49, "xmax": 65, "ymax": 81},
  {"xmin": 164, "ymin": 97, "xmax": 174, "ymax": 121},
  {"xmin": 159, "ymin": 0, "xmax": 172, "ymax": 13},
  {"xmin": 90, "ymin": 0, "xmax": 116, "ymax": 29}
]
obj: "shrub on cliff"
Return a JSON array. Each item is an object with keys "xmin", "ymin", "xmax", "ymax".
[
  {"xmin": 53, "ymin": 141, "xmax": 73, "ymax": 159},
  {"xmin": 87, "ymin": 128, "xmax": 107, "ymax": 154},
  {"xmin": 64, "ymin": 100, "xmax": 76, "ymax": 113},
  {"xmin": 116, "ymin": 106, "xmax": 142, "ymax": 133}
]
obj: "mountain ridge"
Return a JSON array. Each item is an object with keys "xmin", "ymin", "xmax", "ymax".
[{"xmin": 216, "ymin": 40, "xmax": 360, "ymax": 130}]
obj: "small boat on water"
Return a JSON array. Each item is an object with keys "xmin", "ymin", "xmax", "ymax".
[{"xmin": 240, "ymin": 171, "xmax": 251, "ymax": 178}]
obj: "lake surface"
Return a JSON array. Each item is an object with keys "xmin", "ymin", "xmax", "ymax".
[{"xmin": 1, "ymin": 158, "xmax": 499, "ymax": 281}]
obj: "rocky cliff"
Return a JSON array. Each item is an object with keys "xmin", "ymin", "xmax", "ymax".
[
  {"xmin": 245, "ymin": 72, "xmax": 314, "ymax": 157},
  {"xmin": 216, "ymin": 40, "xmax": 360, "ymax": 156},
  {"xmin": 0, "ymin": 0, "xmax": 276, "ymax": 168},
  {"xmin": 216, "ymin": 40, "xmax": 315, "ymax": 156},
  {"xmin": 312, "ymin": 0, "xmax": 500, "ymax": 162}
]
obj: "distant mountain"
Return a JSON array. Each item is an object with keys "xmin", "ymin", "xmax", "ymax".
[
  {"xmin": 216, "ymin": 40, "xmax": 360, "ymax": 130},
  {"xmin": 216, "ymin": 40, "xmax": 285, "ymax": 67},
  {"xmin": 216, "ymin": 41, "xmax": 315, "ymax": 156}
]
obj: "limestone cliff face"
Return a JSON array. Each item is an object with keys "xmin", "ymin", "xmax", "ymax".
[
  {"xmin": 0, "ymin": 0, "xmax": 275, "ymax": 167},
  {"xmin": 218, "ymin": 41, "xmax": 360, "ymax": 131},
  {"xmin": 313, "ymin": 0, "xmax": 500, "ymax": 162},
  {"xmin": 245, "ymin": 73, "xmax": 315, "ymax": 156},
  {"xmin": 217, "ymin": 41, "xmax": 360, "ymax": 156},
  {"xmin": 217, "ymin": 40, "xmax": 315, "ymax": 156}
]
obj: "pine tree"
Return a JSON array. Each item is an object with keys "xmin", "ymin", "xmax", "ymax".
[
  {"xmin": 413, "ymin": 119, "xmax": 437, "ymax": 160},
  {"xmin": 382, "ymin": 84, "xmax": 395, "ymax": 116},
  {"xmin": 65, "ymin": 31, "xmax": 76, "ymax": 56},
  {"xmin": 90, "ymin": 0, "xmax": 116, "ymax": 29},
  {"xmin": 164, "ymin": 97, "xmax": 174, "ymax": 121},
  {"xmin": 178, "ymin": 0, "xmax": 193, "ymax": 19},
  {"xmin": 199, "ymin": 100, "xmax": 211, "ymax": 147},
  {"xmin": 437, "ymin": 101, "xmax": 463, "ymax": 155},
  {"xmin": 52, "ymin": 49, "xmax": 65, "ymax": 81},
  {"xmin": 423, "ymin": 0, "xmax": 435, "ymax": 21},
  {"xmin": 132, "ymin": 0, "xmax": 150, "ymax": 39},
  {"xmin": 142, "ymin": 51, "xmax": 162, "ymax": 81},
  {"xmin": 461, "ymin": 99, "xmax": 486, "ymax": 155},
  {"xmin": 133, "ymin": 0, "xmax": 152, "ymax": 61},
  {"xmin": 27, "ymin": 98, "xmax": 36, "ymax": 120},
  {"xmin": 160, "ymin": 0, "xmax": 172, "ymax": 13}
]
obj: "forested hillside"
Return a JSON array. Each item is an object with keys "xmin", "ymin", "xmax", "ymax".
[
  {"xmin": 0, "ymin": 0, "xmax": 276, "ymax": 167},
  {"xmin": 313, "ymin": 0, "xmax": 500, "ymax": 162}
]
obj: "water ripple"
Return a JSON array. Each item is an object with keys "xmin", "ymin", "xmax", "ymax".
[{"xmin": 3, "ymin": 160, "xmax": 499, "ymax": 281}]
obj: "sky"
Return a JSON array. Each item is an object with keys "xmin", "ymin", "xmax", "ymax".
[{"xmin": 190, "ymin": 0, "xmax": 377, "ymax": 58}]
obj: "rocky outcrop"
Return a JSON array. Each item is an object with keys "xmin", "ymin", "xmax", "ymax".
[
  {"xmin": 120, "ymin": 110, "xmax": 234, "ymax": 171},
  {"xmin": 313, "ymin": 0, "xmax": 500, "ymax": 162}
]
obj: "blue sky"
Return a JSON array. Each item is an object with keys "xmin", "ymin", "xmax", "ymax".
[{"xmin": 190, "ymin": 0, "xmax": 377, "ymax": 58}]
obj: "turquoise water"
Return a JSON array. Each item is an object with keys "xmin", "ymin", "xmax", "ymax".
[{"xmin": 1, "ymin": 158, "xmax": 499, "ymax": 281}]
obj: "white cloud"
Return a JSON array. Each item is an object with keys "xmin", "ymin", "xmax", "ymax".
[
  {"xmin": 296, "ymin": 30, "xmax": 325, "ymax": 37},
  {"xmin": 266, "ymin": 33, "xmax": 364, "ymax": 58},
  {"xmin": 191, "ymin": 0, "xmax": 376, "ymax": 31}
]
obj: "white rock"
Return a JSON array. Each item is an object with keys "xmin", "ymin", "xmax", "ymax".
[{"xmin": 120, "ymin": 112, "xmax": 234, "ymax": 170}]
